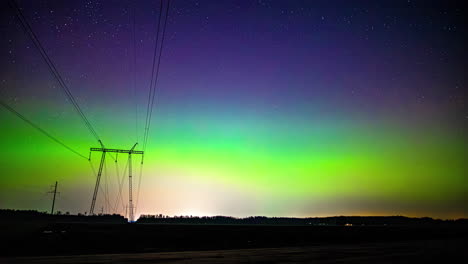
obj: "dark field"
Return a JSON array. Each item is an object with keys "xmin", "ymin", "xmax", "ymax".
[
  {"xmin": 2, "ymin": 220, "xmax": 468, "ymax": 263},
  {"xmin": 2, "ymin": 240, "xmax": 467, "ymax": 264}
]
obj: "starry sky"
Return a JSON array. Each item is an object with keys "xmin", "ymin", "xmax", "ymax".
[{"xmin": 0, "ymin": 0, "xmax": 466, "ymax": 219}]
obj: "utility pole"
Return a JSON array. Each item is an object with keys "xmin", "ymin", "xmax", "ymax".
[
  {"xmin": 48, "ymin": 181, "xmax": 59, "ymax": 215},
  {"xmin": 89, "ymin": 142, "xmax": 143, "ymax": 222}
]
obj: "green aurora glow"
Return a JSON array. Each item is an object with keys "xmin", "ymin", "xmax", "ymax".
[{"xmin": 1, "ymin": 104, "xmax": 466, "ymax": 219}]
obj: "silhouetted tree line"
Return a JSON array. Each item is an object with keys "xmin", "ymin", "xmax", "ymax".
[
  {"xmin": 138, "ymin": 214, "xmax": 468, "ymax": 226},
  {"xmin": 0, "ymin": 209, "xmax": 126, "ymax": 223},
  {"xmin": 2, "ymin": 209, "xmax": 467, "ymax": 226}
]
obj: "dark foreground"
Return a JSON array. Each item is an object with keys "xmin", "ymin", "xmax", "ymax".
[
  {"xmin": 3, "ymin": 222, "xmax": 468, "ymax": 255},
  {"xmin": 2, "ymin": 239, "xmax": 467, "ymax": 264},
  {"xmin": 2, "ymin": 214, "xmax": 468, "ymax": 263}
]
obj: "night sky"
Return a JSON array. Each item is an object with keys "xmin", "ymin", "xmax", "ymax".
[{"xmin": 0, "ymin": 0, "xmax": 466, "ymax": 219}]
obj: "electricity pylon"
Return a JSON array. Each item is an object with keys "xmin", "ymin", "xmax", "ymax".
[{"xmin": 89, "ymin": 141, "xmax": 143, "ymax": 222}]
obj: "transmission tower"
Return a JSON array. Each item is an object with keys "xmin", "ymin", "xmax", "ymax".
[{"xmin": 89, "ymin": 142, "xmax": 143, "ymax": 222}]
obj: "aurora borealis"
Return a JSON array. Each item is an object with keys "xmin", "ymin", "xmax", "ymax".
[{"xmin": 0, "ymin": 1, "xmax": 466, "ymax": 219}]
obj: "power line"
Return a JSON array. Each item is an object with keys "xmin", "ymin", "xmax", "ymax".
[
  {"xmin": 0, "ymin": 99, "xmax": 88, "ymax": 160},
  {"xmin": 113, "ymin": 157, "xmax": 129, "ymax": 212},
  {"xmin": 8, "ymin": 0, "xmax": 102, "ymax": 144},
  {"xmin": 132, "ymin": 1, "xmax": 139, "ymax": 144},
  {"xmin": 116, "ymin": 159, "xmax": 129, "ymax": 214},
  {"xmin": 142, "ymin": 0, "xmax": 164, "ymax": 151},
  {"xmin": 136, "ymin": 0, "xmax": 171, "ymax": 218},
  {"xmin": 142, "ymin": 0, "xmax": 171, "ymax": 152},
  {"xmin": 103, "ymin": 158, "xmax": 110, "ymax": 214},
  {"xmin": 135, "ymin": 160, "xmax": 144, "ymax": 211}
]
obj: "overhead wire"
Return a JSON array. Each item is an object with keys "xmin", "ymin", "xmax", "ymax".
[
  {"xmin": 0, "ymin": 99, "xmax": 88, "ymax": 160},
  {"xmin": 142, "ymin": 0, "xmax": 171, "ymax": 152},
  {"xmin": 112, "ymin": 158, "xmax": 122, "ymax": 212},
  {"xmin": 135, "ymin": 160, "xmax": 144, "ymax": 211},
  {"xmin": 103, "ymin": 158, "xmax": 110, "ymax": 213},
  {"xmin": 6, "ymin": 0, "xmax": 172, "ymax": 218},
  {"xmin": 132, "ymin": 1, "xmax": 139, "ymax": 144},
  {"xmin": 8, "ymin": 0, "xmax": 102, "ymax": 144},
  {"xmin": 145, "ymin": 0, "xmax": 171, "ymax": 150},
  {"xmin": 142, "ymin": 0, "xmax": 163, "ymax": 152},
  {"xmin": 137, "ymin": 0, "xmax": 171, "ymax": 217},
  {"xmin": 114, "ymin": 158, "xmax": 129, "ymax": 213}
]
